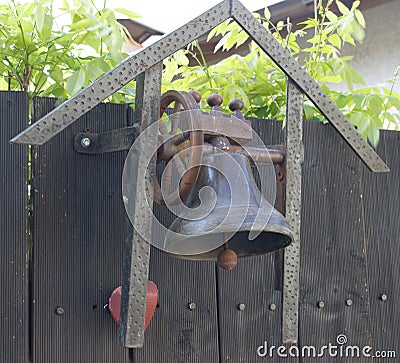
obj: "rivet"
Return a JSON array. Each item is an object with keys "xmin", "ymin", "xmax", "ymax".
[
  {"xmin": 269, "ymin": 303, "xmax": 277, "ymax": 311},
  {"xmin": 55, "ymin": 306, "xmax": 65, "ymax": 316},
  {"xmin": 345, "ymin": 299, "xmax": 353, "ymax": 306},
  {"xmin": 81, "ymin": 137, "xmax": 91, "ymax": 148},
  {"xmin": 317, "ymin": 301, "xmax": 325, "ymax": 309},
  {"xmin": 188, "ymin": 302, "xmax": 196, "ymax": 310},
  {"xmin": 238, "ymin": 303, "xmax": 246, "ymax": 311},
  {"xmin": 380, "ymin": 293, "xmax": 388, "ymax": 301}
]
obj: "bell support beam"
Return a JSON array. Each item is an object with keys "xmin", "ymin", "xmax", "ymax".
[
  {"xmin": 119, "ymin": 62, "xmax": 162, "ymax": 348},
  {"xmin": 282, "ymin": 79, "xmax": 304, "ymax": 344},
  {"xmin": 230, "ymin": 0, "xmax": 388, "ymax": 173}
]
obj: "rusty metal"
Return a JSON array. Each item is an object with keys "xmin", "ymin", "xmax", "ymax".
[
  {"xmin": 119, "ymin": 63, "xmax": 162, "ymax": 348},
  {"xmin": 207, "ymin": 93, "xmax": 223, "ymax": 109},
  {"xmin": 154, "ymin": 90, "xmax": 203, "ymax": 205},
  {"xmin": 274, "ymin": 145, "xmax": 286, "ymax": 291},
  {"xmin": 228, "ymin": 97, "xmax": 252, "ymax": 142},
  {"xmin": 229, "ymin": 146, "xmax": 285, "ymax": 164},
  {"xmin": 282, "ymin": 79, "xmax": 303, "ymax": 344},
  {"xmin": 217, "ymin": 244, "xmax": 238, "ymax": 270},
  {"xmin": 165, "ymin": 152, "xmax": 294, "ymax": 261}
]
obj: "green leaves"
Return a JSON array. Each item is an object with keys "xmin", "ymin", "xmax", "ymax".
[
  {"xmin": 161, "ymin": 1, "xmax": 399, "ymax": 148},
  {"xmin": 0, "ymin": 0, "xmax": 136, "ymax": 100},
  {"xmin": 336, "ymin": 1, "xmax": 349, "ymax": 15},
  {"xmin": 114, "ymin": 8, "xmax": 140, "ymax": 19},
  {"xmin": 65, "ymin": 68, "xmax": 86, "ymax": 96},
  {"xmin": 33, "ymin": 3, "xmax": 45, "ymax": 34}
]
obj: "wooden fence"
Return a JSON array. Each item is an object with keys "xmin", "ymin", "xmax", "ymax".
[{"xmin": 1, "ymin": 91, "xmax": 399, "ymax": 362}]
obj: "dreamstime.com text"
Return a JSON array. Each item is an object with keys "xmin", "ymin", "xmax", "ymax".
[{"xmin": 257, "ymin": 335, "xmax": 396, "ymax": 359}]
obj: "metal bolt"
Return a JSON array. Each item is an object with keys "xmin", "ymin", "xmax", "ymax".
[
  {"xmin": 346, "ymin": 299, "xmax": 353, "ymax": 306},
  {"xmin": 188, "ymin": 302, "xmax": 196, "ymax": 310},
  {"xmin": 238, "ymin": 303, "xmax": 246, "ymax": 311},
  {"xmin": 81, "ymin": 137, "xmax": 91, "ymax": 148},
  {"xmin": 317, "ymin": 301, "xmax": 325, "ymax": 309},
  {"xmin": 55, "ymin": 306, "xmax": 65, "ymax": 316},
  {"xmin": 269, "ymin": 303, "xmax": 277, "ymax": 311},
  {"xmin": 380, "ymin": 293, "xmax": 388, "ymax": 301}
]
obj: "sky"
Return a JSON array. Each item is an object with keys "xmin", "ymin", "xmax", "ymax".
[{"xmin": 91, "ymin": 0, "xmax": 284, "ymax": 33}]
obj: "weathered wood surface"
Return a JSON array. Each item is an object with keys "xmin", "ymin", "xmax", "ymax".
[{"xmin": 0, "ymin": 91, "xmax": 29, "ymax": 363}]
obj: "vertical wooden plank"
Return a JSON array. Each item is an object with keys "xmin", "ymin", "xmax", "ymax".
[
  {"xmin": 361, "ymin": 130, "xmax": 399, "ymax": 358},
  {"xmin": 216, "ymin": 120, "xmax": 288, "ymax": 362},
  {"xmin": 299, "ymin": 122, "xmax": 371, "ymax": 361},
  {"xmin": 0, "ymin": 91, "xmax": 29, "ymax": 362},
  {"xmin": 31, "ymin": 98, "xmax": 130, "ymax": 362},
  {"xmin": 135, "ymin": 247, "xmax": 220, "ymax": 363},
  {"xmin": 133, "ymin": 171, "xmax": 220, "ymax": 361}
]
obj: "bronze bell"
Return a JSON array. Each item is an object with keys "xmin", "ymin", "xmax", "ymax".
[{"xmin": 164, "ymin": 152, "xmax": 294, "ymax": 267}]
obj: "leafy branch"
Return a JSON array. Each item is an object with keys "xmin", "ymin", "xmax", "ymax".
[
  {"xmin": 0, "ymin": 0, "xmax": 139, "ymax": 102},
  {"xmin": 162, "ymin": 0, "xmax": 400, "ymax": 147}
]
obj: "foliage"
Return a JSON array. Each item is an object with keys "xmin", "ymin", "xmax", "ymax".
[
  {"xmin": 1, "ymin": 0, "xmax": 399, "ymax": 147},
  {"xmin": 162, "ymin": 0, "xmax": 400, "ymax": 147},
  {"xmin": 0, "ymin": 0, "xmax": 138, "ymax": 102}
]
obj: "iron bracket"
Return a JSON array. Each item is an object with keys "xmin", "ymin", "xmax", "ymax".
[{"xmin": 74, "ymin": 125, "xmax": 140, "ymax": 154}]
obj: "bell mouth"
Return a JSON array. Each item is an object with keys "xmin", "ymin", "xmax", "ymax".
[
  {"xmin": 164, "ymin": 204, "xmax": 294, "ymax": 261},
  {"xmin": 166, "ymin": 230, "xmax": 292, "ymax": 261}
]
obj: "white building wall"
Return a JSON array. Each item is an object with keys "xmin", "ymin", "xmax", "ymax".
[{"xmin": 340, "ymin": 0, "xmax": 400, "ymax": 92}]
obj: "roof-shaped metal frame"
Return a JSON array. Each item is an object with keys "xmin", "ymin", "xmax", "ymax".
[{"xmin": 11, "ymin": 0, "xmax": 389, "ymax": 173}]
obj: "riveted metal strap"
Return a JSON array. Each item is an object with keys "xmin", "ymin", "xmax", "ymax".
[
  {"xmin": 282, "ymin": 79, "xmax": 304, "ymax": 344},
  {"xmin": 74, "ymin": 125, "xmax": 140, "ymax": 154},
  {"xmin": 119, "ymin": 63, "xmax": 162, "ymax": 348}
]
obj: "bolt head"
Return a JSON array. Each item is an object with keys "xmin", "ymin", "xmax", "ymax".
[
  {"xmin": 346, "ymin": 299, "xmax": 353, "ymax": 306},
  {"xmin": 55, "ymin": 306, "xmax": 65, "ymax": 316},
  {"xmin": 188, "ymin": 302, "xmax": 196, "ymax": 310},
  {"xmin": 380, "ymin": 293, "xmax": 388, "ymax": 301},
  {"xmin": 81, "ymin": 137, "xmax": 91, "ymax": 148},
  {"xmin": 238, "ymin": 303, "xmax": 246, "ymax": 311},
  {"xmin": 317, "ymin": 301, "xmax": 325, "ymax": 309},
  {"xmin": 269, "ymin": 303, "xmax": 277, "ymax": 311}
]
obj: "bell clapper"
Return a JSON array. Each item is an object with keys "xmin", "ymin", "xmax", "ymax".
[{"xmin": 217, "ymin": 242, "xmax": 238, "ymax": 271}]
